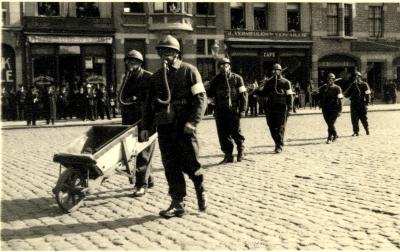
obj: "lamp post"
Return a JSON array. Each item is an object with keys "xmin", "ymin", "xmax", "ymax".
[{"xmin": 210, "ymin": 40, "xmax": 220, "ymax": 75}]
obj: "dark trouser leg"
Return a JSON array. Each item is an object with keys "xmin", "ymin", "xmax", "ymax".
[
  {"xmin": 272, "ymin": 111, "xmax": 287, "ymax": 147},
  {"xmin": 179, "ymin": 128, "xmax": 205, "ymax": 211},
  {"xmin": 158, "ymin": 127, "xmax": 186, "ymax": 202},
  {"xmin": 215, "ymin": 112, "xmax": 234, "ymax": 155},
  {"xmin": 351, "ymin": 106, "xmax": 359, "ymax": 134},
  {"xmin": 135, "ymin": 140, "xmax": 156, "ymax": 188},
  {"xmin": 323, "ymin": 112, "xmax": 338, "ymax": 138},
  {"xmin": 266, "ymin": 114, "xmax": 279, "ymax": 146},
  {"xmin": 230, "ymin": 113, "xmax": 245, "ymax": 153},
  {"xmin": 359, "ymin": 108, "xmax": 369, "ymax": 132}
]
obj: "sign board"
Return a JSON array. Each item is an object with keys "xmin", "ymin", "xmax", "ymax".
[
  {"xmin": 59, "ymin": 45, "xmax": 81, "ymax": 54},
  {"xmin": 33, "ymin": 75, "xmax": 55, "ymax": 86},
  {"xmin": 263, "ymin": 51, "xmax": 276, "ymax": 58},
  {"xmin": 86, "ymin": 74, "xmax": 106, "ymax": 85},
  {"xmin": 28, "ymin": 35, "xmax": 113, "ymax": 44},
  {"xmin": 85, "ymin": 57, "xmax": 93, "ymax": 69},
  {"xmin": 1, "ymin": 45, "xmax": 16, "ymax": 89}
]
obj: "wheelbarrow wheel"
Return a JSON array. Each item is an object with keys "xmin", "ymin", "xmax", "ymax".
[{"xmin": 54, "ymin": 169, "xmax": 88, "ymax": 213}]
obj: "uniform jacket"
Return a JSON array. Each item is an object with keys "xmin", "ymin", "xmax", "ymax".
[
  {"xmin": 256, "ymin": 76, "xmax": 293, "ymax": 113},
  {"xmin": 120, "ymin": 68, "xmax": 153, "ymax": 122},
  {"xmin": 208, "ymin": 71, "xmax": 247, "ymax": 113},
  {"xmin": 319, "ymin": 84, "xmax": 343, "ymax": 112},
  {"xmin": 144, "ymin": 60, "xmax": 207, "ymax": 128},
  {"xmin": 345, "ymin": 80, "xmax": 371, "ymax": 106}
]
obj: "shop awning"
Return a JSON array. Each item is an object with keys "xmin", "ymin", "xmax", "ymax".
[{"xmin": 27, "ymin": 35, "xmax": 113, "ymax": 44}]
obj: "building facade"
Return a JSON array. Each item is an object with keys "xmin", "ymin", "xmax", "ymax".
[{"xmin": 1, "ymin": 2, "xmax": 399, "ymax": 99}]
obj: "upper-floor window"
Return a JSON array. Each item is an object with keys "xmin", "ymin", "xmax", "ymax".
[
  {"xmin": 344, "ymin": 4, "xmax": 352, "ymax": 36},
  {"xmin": 287, "ymin": 3, "xmax": 300, "ymax": 31},
  {"xmin": 76, "ymin": 3, "xmax": 100, "ymax": 18},
  {"xmin": 1, "ymin": 2, "xmax": 8, "ymax": 26},
  {"xmin": 369, "ymin": 6, "xmax": 383, "ymax": 37},
  {"xmin": 327, "ymin": 3, "xmax": 339, "ymax": 36},
  {"xmin": 153, "ymin": 2, "xmax": 187, "ymax": 14},
  {"xmin": 38, "ymin": 2, "xmax": 60, "ymax": 17},
  {"xmin": 254, "ymin": 3, "xmax": 267, "ymax": 30},
  {"xmin": 231, "ymin": 3, "xmax": 244, "ymax": 30},
  {"xmin": 124, "ymin": 2, "xmax": 144, "ymax": 13},
  {"xmin": 196, "ymin": 3, "xmax": 214, "ymax": 15},
  {"xmin": 196, "ymin": 39, "xmax": 216, "ymax": 55}
]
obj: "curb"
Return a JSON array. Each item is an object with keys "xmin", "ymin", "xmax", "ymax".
[{"xmin": 2, "ymin": 108, "xmax": 399, "ymax": 130}]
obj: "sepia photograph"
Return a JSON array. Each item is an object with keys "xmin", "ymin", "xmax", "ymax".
[{"xmin": 1, "ymin": 1, "xmax": 400, "ymax": 250}]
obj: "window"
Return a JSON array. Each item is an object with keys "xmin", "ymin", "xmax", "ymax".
[
  {"xmin": 207, "ymin": 39, "xmax": 216, "ymax": 55},
  {"xmin": 327, "ymin": 3, "xmax": 339, "ymax": 36},
  {"xmin": 254, "ymin": 3, "xmax": 267, "ymax": 30},
  {"xmin": 153, "ymin": 2, "xmax": 164, "ymax": 13},
  {"xmin": 124, "ymin": 2, "xmax": 144, "ymax": 13},
  {"xmin": 38, "ymin": 2, "xmax": 60, "ymax": 16},
  {"xmin": 369, "ymin": 6, "xmax": 383, "ymax": 37},
  {"xmin": 197, "ymin": 39, "xmax": 206, "ymax": 55},
  {"xmin": 167, "ymin": 2, "xmax": 181, "ymax": 13},
  {"xmin": 344, "ymin": 4, "xmax": 352, "ymax": 36},
  {"xmin": 197, "ymin": 59, "xmax": 215, "ymax": 82},
  {"xmin": 231, "ymin": 3, "xmax": 244, "ymax": 30},
  {"xmin": 76, "ymin": 3, "xmax": 100, "ymax": 18},
  {"xmin": 287, "ymin": 3, "xmax": 300, "ymax": 31},
  {"xmin": 197, "ymin": 3, "xmax": 214, "ymax": 15}
]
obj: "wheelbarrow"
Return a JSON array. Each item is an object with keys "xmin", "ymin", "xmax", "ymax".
[{"xmin": 52, "ymin": 123, "xmax": 157, "ymax": 213}]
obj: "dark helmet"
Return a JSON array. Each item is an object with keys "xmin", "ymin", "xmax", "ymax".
[
  {"xmin": 156, "ymin": 35, "xmax": 180, "ymax": 52},
  {"xmin": 273, "ymin": 63, "xmax": 282, "ymax": 70},
  {"xmin": 328, "ymin": 73, "xmax": 336, "ymax": 79},
  {"xmin": 124, "ymin": 50, "xmax": 143, "ymax": 62},
  {"xmin": 218, "ymin": 57, "xmax": 231, "ymax": 66},
  {"xmin": 355, "ymin": 71, "xmax": 362, "ymax": 77}
]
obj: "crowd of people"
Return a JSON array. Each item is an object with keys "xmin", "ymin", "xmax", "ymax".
[{"xmin": 1, "ymin": 83, "xmax": 117, "ymax": 125}]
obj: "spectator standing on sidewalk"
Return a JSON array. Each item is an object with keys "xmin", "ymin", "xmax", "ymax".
[
  {"xmin": 1, "ymin": 87, "xmax": 10, "ymax": 120},
  {"xmin": 344, "ymin": 71, "xmax": 371, "ymax": 136},
  {"xmin": 208, "ymin": 57, "xmax": 247, "ymax": 163},
  {"xmin": 16, "ymin": 85, "xmax": 27, "ymax": 120},
  {"xmin": 26, "ymin": 85, "xmax": 40, "ymax": 126},
  {"xmin": 319, "ymin": 73, "xmax": 344, "ymax": 144},
  {"xmin": 119, "ymin": 49, "xmax": 155, "ymax": 197},
  {"xmin": 141, "ymin": 35, "xmax": 207, "ymax": 218},
  {"xmin": 97, "ymin": 85, "xmax": 111, "ymax": 120},
  {"xmin": 109, "ymin": 85, "xmax": 117, "ymax": 118},
  {"xmin": 256, "ymin": 63, "xmax": 294, "ymax": 153},
  {"xmin": 44, "ymin": 85, "xmax": 57, "ymax": 125},
  {"xmin": 86, "ymin": 84, "xmax": 96, "ymax": 121}
]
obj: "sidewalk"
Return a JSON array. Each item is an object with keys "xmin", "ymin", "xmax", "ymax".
[{"xmin": 1, "ymin": 103, "xmax": 399, "ymax": 130}]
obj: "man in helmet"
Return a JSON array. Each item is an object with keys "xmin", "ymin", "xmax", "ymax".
[
  {"xmin": 256, "ymin": 63, "xmax": 293, "ymax": 153},
  {"xmin": 141, "ymin": 35, "xmax": 207, "ymax": 218},
  {"xmin": 319, "ymin": 73, "xmax": 344, "ymax": 144},
  {"xmin": 344, "ymin": 71, "xmax": 371, "ymax": 136},
  {"xmin": 207, "ymin": 57, "xmax": 247, "ymax": 163},
  {"xmin": 119, "ymin": 49, "xmax": 155, "ymax": 197}
]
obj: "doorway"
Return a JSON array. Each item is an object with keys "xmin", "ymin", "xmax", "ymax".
[
  {"xmin": 367, "ymin": 62, "xmax": 383, "ymax": 93},
  {"xmin": 59, "ymin": 55, "xmax": 82, "ymax": 90}
]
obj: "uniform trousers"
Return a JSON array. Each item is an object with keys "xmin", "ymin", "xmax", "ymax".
[
  {"xmin": 266, "ymin": 109, "xmax": 288, "ymax": 147},
  {"xmin": 215, "ymin": 108, "xmax": 245, "ymax": 155},
  {"xmin": 350, "ymin": 104, "xmax": 368, "ymax": 134},
  {"xmin": 157, "ymin": 121, "xmax": 204, "ymax": 203},
  {"xmin": 322, "ymin": 110, "xmax": 339, "ymax": 138}
]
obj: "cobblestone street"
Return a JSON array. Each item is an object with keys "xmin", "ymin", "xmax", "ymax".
[{"xmin": 1, "ymin": 111, "xmax": 400, "ymax": 250}]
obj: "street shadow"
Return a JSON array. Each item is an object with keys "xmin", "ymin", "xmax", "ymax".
[
  {"xmin": 1, "ymin": 197, "xmax": 64, "ymax": 222},
  {"xmin": 1, "ymin": 214, "xmax": 161, "ymax": 242}
]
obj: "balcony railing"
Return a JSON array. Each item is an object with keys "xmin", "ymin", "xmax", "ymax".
[
  {"xmin": 148, "ymin": 13, "xmax": 193, "ymax": 31},
  {"xmin": 225, "ymin": 30, "xmax": 311, "ymax": 40},
  {"xmin": 24, "ymin": 16, "xmax": 114, "ymax": 33}
]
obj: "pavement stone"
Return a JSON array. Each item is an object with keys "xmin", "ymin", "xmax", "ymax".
[{"xmin": 1, "ymin": 110, "xmax": 400, "ymax": 250}]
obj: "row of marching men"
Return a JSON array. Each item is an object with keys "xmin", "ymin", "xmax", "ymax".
[
  {"xmin": 118, "ymin": 34, "xmax": 372, "ymax": 219},
  {"xmin": 1, "ymin": 84, "xmax": 118, "ymax": 125}
]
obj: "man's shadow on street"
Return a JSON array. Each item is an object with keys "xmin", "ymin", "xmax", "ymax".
[{"xmin": 1, "ymin": 214, "xmax": 161, "ymax": 242}]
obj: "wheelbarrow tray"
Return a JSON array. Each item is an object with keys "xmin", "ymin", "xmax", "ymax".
[{"xmin": 53, "ymin": 124, "xmax": 157, "ymax": 175}]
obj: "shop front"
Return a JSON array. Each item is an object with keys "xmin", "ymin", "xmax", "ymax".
[
  {"xmin": 224, "ymin": 30, "xmax": 312, "ymax": 88},
  {"xmin": 318, "ymin": 54, "xmax": 359, "ymax": 89},
  {"xmin": 26, "ymin": 35, "xmax": 113, "ymax": 91}
]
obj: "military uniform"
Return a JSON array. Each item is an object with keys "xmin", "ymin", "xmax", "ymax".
[
  {"xmin": 120, "ymin": 66, "xmax": 155, "ymax": 192},
  {"xmin": 208, "ymin": 65, "xmax": 247, "ymax": 162},
  {"xmin": 256, "ymin": 67, "xmax": 293, "ymax": 153},
  {"xmin": 345, "ymin": 74, "xmax": 371, "ymax": 136},
  {"xmin": 143, "ymin": 59, "xmax": 207, "ymax": 215},
  {"xmin": 319, "ymin": 75, "xmax": 343, "ymax": 143}
]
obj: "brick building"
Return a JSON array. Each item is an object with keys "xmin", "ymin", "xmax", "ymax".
[{"xmin": 2, "ymin": 2, "xmax": 400, "ymax": 99}]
